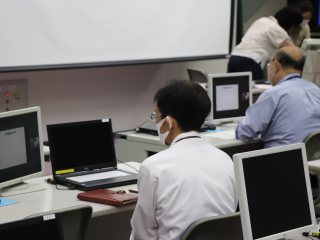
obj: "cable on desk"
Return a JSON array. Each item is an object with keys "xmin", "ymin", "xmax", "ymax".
[
  {"xmin": 45, "ymin": 178, "xmax": 76, "ymax": 190},
  {"xmin": 117, "ymin": 159, "xmax": 139, "ymax": 173}
]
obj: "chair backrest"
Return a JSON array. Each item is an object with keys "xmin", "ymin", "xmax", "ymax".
[
  {"xmin": 27, "ymin": 204, "xmax": 92, "ymax": 240},
  {"xmin": 303, "ymin": 130, "xmax": 320, "ymax": 161},
  {"xmin": 180, "ymin": 212, "xmax": 242, "ymax": 240},
  {"xmin": 187, "ymin": 68, "xmax": 208, "ymax": 84}
]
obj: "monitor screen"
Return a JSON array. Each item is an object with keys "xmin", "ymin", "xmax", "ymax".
[
  {"xmin": 234, "ymin": 143, "xmax": 316, "ymax": 240},
  {"xmin": 0, "ymin": 214, "xmax": 64, "ymax": 239},
  {"xmin": 207, "ymin": 72, "xmax": 252, "ymax": 125},
  {"xmin": 0, "ymin": 107, "xmax": 44, "ymax": 196},
  {"xmin": 47, "ymin": 119, "xmax": 117, "ymax": 174}
]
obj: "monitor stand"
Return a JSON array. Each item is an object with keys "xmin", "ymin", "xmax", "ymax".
[
  {"xmin": 215, "ymin": 120, "xmax": 239, "ymax": 128},
  {"xmin": 0, "ymin": 182, "xmax": 45, "ymax": 197}
]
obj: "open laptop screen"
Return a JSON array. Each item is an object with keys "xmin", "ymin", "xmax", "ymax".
[{"xmin": 47, "ymin": 119, "xmax": 117, "ymax": 175}]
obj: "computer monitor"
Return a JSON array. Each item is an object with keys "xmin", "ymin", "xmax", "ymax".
[
  {"xmin": 233, "ymin": 143, "xmax": 316, "ymax": 240},
  {"xmin": 207, "ymin": 72, "xmax": 252, "ymax": 125},
  {"xmin": 0, "ymin": 107, "xmax": 45, "ymax": 196},
  {"xmin": 301, "ymin": 38, "xmax": 320, "ymax": 86}
]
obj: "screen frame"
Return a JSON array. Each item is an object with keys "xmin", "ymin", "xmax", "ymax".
[
  {"xmin": 233, "ymin": 143, "xmax": 316, "ymax": 240},
  {"xmin": 301, "ymin": 39, "xmax": 320, "ymax": 52},
  {"xmin": 47, "ymin": 118, "xmax": 117, "ymax": 175},
  {"xmin": 0, "ymin": 107, "xmax": 45, "ymax": 190},
  {"xmin": 0, "ymin": 0, "xmax": 236, "ymax": 73},
  {"xmin": 207, "ymin": 72, "xmax": 252, "ymax": 125}
]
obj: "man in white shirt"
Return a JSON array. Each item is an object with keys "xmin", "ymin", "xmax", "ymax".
[{"xmin": 130, "ymin": 80, "xmax": 237, "ymax": 240}]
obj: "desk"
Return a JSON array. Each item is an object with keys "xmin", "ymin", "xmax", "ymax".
[
  {"xmin": 0, "ymin": 162, "xmax": 140, "ymax": 240},
  {"xmin": 115, "ymin": 125, "xmax": 263, "ymax": 162}
]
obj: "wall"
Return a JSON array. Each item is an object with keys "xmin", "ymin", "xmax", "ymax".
[
  {"xmin": 0, "ymin": 59, "xmax": 227, "ymax": 140},
  {"xmin": 244, "ymin": 0, "xmax": 286, "ymax": 31},
  {"xmin": 0, "ymin": 0, "xmax": 286, "ymax": 141}
]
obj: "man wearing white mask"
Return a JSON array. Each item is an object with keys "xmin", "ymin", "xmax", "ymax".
[
  {"xmin": 291, "ymin": 0, "xmax": 313, "ymax": 47},
  {"xmin": 129, "ymin": 80, "xmax": 237, "ymax": 240},
  {"xmin": 236, "ymin": 45, "xmax": 320, "ymax": 148}
]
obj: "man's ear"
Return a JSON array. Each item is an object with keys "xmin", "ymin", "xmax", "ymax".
[{"xmin": 273, "ymin": 60, "xmax": 281, "ymax": 74}]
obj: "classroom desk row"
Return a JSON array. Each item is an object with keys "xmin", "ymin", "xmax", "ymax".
[
  {"xmin": 1, "ymin": 125, "xmax": 263, "ymax": 240},
  {"xmin": 0, "ymin": 162, "xmax": 140, "ymax": 240},
  {"xmin": 115, "ymin": 124, "xmax": 264, "ymax": 163}
]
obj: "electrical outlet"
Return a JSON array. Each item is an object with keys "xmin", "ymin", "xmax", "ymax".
[{"xmin": 0, "ymin": 79, "xmax": 27, "ymax": 112}]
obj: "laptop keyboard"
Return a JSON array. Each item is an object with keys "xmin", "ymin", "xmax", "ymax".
[{"xmin": 67, "ymin": 170, "xmax": 129, "ymax": 183}]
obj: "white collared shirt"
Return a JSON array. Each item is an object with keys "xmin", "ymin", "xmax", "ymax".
[
  {"xmin": 130, "ymin": 131, "xmax": 237, "ymax": 240},
  {"xmin": 232, "ymin": 16, "xmax": 290, "ymax": 69}
]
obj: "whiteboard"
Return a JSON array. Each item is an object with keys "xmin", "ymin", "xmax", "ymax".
[{"xmin": 0, "ymin": 0, "xmax": 235, "ymax": 71}]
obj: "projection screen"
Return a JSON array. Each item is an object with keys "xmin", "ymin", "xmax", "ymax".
[{"xmin": 0, "ymin": 0, "xmax": 235, "ymax": 72}]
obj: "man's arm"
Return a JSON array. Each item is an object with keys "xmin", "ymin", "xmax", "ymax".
[
  {"xmin": 130, "ymin": 164, "xmax": 159, "ymax": 240},
  {"xmin": 236, "ymin": 92, "xmax": 277, "ymax": 142}
]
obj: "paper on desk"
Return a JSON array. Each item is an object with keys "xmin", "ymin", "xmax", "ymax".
[
  {"xmin": 254, "ymin": 84, "xmax": 272, "ymax": 90},
  {"xmin": 0, "ymin": 198, "xmax": 18, "ymax": 207},
  {"xmin": 204, "ymin": 129, "xmax": 236, "ymax": 140}
]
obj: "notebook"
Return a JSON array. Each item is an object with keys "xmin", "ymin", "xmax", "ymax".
[{"xmin": 47, "ymin": 119, "xmax": 137, "ymax": 191}]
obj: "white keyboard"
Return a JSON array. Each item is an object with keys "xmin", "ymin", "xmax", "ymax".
[{"xmin": 67, "ymin": 170, "xmax": 129, "ymax": 183}]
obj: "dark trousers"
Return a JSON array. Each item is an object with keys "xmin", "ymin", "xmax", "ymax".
[{"xmin": 227, "ymin": 55, "xmax": 263, "ymax": 80}]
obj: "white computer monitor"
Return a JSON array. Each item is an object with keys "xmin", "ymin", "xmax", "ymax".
[
  {"xmin": 234, "ymin": 143, "xmax": 316, "ymax": 240},
  {"xmin": 0, "ymin": 107, "xmax": 45, "ymax": 196},
  {"xmin": 207, "ymin": 72, "xmax": 252, "ymax": 125},
  {"xmin": 301, "ymin": 38, "xmax": 320, "ymax": 86}
]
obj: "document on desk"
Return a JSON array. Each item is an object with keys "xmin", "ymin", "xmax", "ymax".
[{"xmin": 204, "ymin": 129, "xmax": 236, "ymax": 140}]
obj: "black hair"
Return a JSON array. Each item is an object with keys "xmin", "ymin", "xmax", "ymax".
[
  {"xmin": 274, "ymin": 6, "xmax": 303, "ymax": 31},
  {"xmin": 154, "ymin": 80, "xmax": 211, "ymax": 132},
  {"xmin": 275, "ymin": 50, "xmax": 305, "ymax": 71},
  {"xmin": 295, "ymin": 0, "xmax": 314, "ymax": 14}
]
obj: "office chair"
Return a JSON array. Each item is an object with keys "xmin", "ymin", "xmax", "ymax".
[
  {"xmin": 304, "ymin": 130, "xmax": 320, "ymax": 213},
  {"xmin": 187, "ymin": 68, "xmax": 208, "ymax": 84},
  {"xmin": 180, "ymin": 212, "xmax": 243, "ymax": 240},
  {"xmin": 27, "ymin": 204, "xmax": 92, "ymax": 240},
  {"xmin": 304, "ymin": 130, "xmax": 320, "ymax": 161}
]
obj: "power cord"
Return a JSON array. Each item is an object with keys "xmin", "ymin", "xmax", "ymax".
[{"xmin": 117, "ymin": 159, "xmax": 139, "ymax": 173}]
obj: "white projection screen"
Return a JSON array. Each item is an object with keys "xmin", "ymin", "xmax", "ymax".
[{"xmin": 0, "ymin": 0, "xmax": 235, "ymax": 72}]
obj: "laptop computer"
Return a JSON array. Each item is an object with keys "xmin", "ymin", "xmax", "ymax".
[{"xmin": 47, "ymin": 119, "xmax": 137, "ymax": 191}]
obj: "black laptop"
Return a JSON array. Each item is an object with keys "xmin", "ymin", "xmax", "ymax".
[{"xmin": 47, "ymin": 119, "xmax": 137, "ymax": 191}]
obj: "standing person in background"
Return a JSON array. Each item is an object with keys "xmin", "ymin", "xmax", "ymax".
[
  {"xmin": 290, "ymin": 0, "xmax": 314, "ymax": 46},
  {"xmin": 227, "ymin": 6, "xmax": 302, "ymax": 80}
]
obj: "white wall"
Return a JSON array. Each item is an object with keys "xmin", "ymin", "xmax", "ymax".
[
  {"xmin": 0, "ymin": 0, "xmax": 286, "ymax": 141},
  {"xmin": 0, "ymin": 59, "xmax": 227, "ymax": 140}
]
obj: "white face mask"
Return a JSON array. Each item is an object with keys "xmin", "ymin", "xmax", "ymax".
[
  {"xmin": 300, "ymin": 19, "xmax": 309, "ymax": 27},
  {"xmin": 156, "ymin": 117, "xmax": 171, "ymax": 145}
]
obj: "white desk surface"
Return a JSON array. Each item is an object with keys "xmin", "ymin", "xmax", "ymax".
[
  {"xmin": 119, "ymin": 124, "xmax": 258, "ymax": 148},
  {"xmin": 0, "ymin": 162, "xmax": 140, "ymax": 225},
  {"xmin": 252, "ymin": 83, "xmax": 271, "ymax": 94}
]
